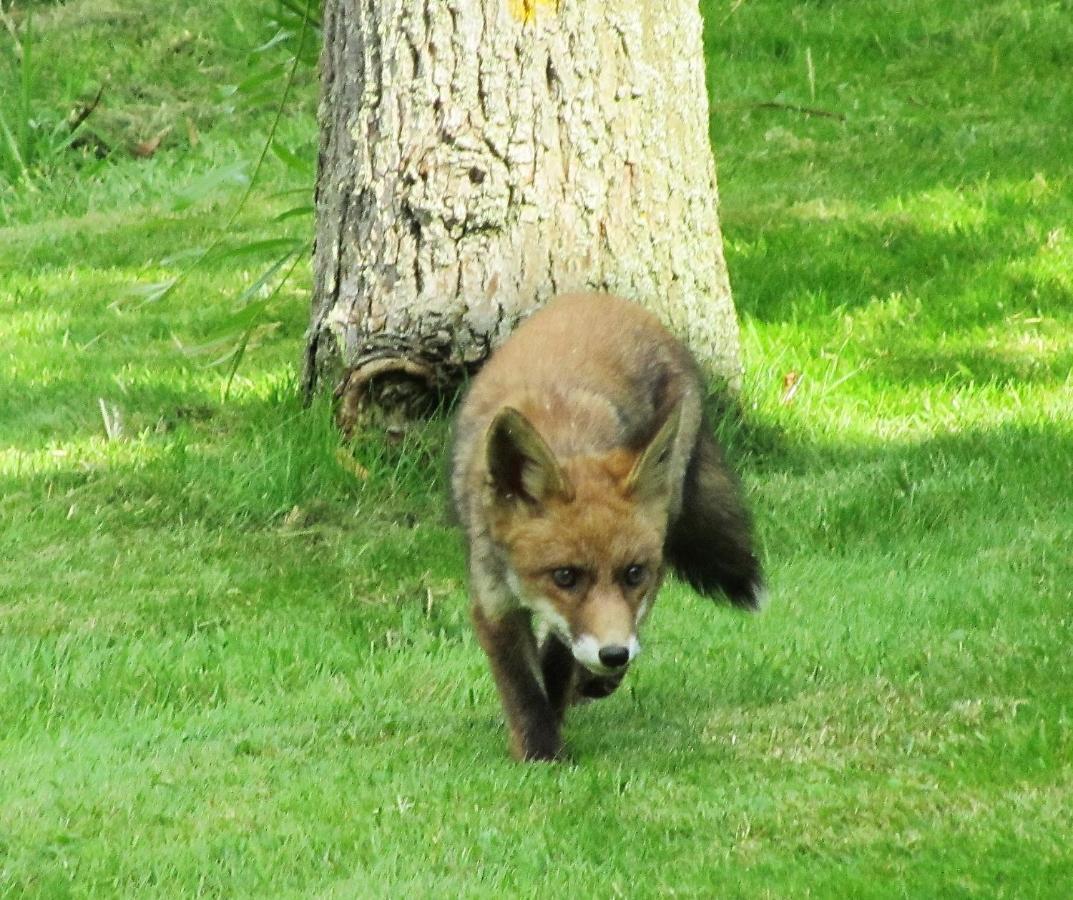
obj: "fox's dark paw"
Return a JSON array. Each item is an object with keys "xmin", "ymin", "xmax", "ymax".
[
  {"xmin": 518, "ymin": 740, "xmax": 564, "ymax": 763},
  {"xmin": 512, "ymin": 724, "xmax": 563, "ymax": 762},
  {"xmin": 574, "ymin": 671, "xmax": 625, "ymax": 702}
]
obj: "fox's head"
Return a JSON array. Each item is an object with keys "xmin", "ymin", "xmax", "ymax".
[{"xmin": 483, "ymin": 406, "xmax": 682, "ymax": 676}]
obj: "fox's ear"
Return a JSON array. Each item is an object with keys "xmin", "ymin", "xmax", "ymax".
[
  {"xmin": 625, "ymin": 405, "xmax": 682, "ymax": 503},
  {"xmin": 486, "ymin": 408, "xmax": 573, "ymax": 507}
]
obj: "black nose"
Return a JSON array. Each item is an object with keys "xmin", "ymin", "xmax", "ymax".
[{"xmin": 598, "ymin": 645, "xmax": 630, "ymax": 669}]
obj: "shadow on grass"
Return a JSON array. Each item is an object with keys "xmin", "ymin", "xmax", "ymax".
[
  {"xmin": 6, "ymin": 380, "xmax": 1070, "ymax": 567},
  {"xmin": 874, "ymin": 345, "xmax": 1073, "ymax": 388},
  {"xmin": 705, "ymin": 381, "xmax": 1072, "ymax": 566},
  {"xmin": 0, "ymin": 205, "xmax": 304, "ymax": 275},
  {"xmin": 727, "ymin": 201, "xmax": 1073, "ymax": 328},
  {"xmin": 0, "ymin": 387, "xmax": 454, "ymax": 529},
  {"xmin": 4, "ymin": 390, "xmax": 1069, "ymax": 768},
  {"xmin": 0, "ymin": 370, "xmax": 224, "ymax": 448}
]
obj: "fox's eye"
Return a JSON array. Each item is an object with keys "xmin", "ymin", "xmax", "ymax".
[
  {"xmin": 551, "ymin": 567, "xmax": 581, "ymax": 589},
  {"xmin": 623, "ymin": 564, "xmax": 646, "ymax": 587}
]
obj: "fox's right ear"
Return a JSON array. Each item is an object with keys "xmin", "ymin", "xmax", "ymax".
[
  {"xmin": 625, "ymin": 404, "xmax": 682, "ymax": 504},
  {"xmin": 486, "ymin": 408, "xmax": 573, "ymax": 508}
]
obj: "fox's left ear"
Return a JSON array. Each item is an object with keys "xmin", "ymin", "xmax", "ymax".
[
  {"xmin": 486, "ymin": 407, "xmax": 574, "ymax": 508},
  {"xmin": 625, "ymin": 405, "xmax": 682, "ymax": 503}
]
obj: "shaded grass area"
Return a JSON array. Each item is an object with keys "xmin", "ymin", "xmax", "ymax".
[{"xmin": 2, "ymin": 0, "xmax": 1072, "ymax": 895}]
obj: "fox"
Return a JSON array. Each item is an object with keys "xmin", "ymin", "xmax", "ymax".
[{"xmin": 450, "ymin": 292, "xmax": 762, "ymax": 761}]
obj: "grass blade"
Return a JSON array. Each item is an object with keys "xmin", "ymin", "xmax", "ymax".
[
  {"xmin": 0, "ymin": 106, "xmax": 28, "ymax": 184},
  {"xmin": 18, "ymin": 11, "xmax": 32, "ymax": 169}
]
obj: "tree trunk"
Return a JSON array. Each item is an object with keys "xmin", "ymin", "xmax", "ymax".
[{"xmin": 305, "ymin": 0, "xmax": 742, "ymax": 423}]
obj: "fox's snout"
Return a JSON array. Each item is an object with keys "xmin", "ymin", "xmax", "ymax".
[
  {"xmin": 571, "ymin": 631, "xmax": 641, "ymax": 675},
  {"xmin": 598, "ymin": 645, "xmax": 629, "ymax": 668}
]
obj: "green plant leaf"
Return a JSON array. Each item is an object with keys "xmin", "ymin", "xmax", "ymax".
[
  {"xmin": 205, "ymin": 238, "xmax": 304, "ymax": 263},
  {"xmin": 234, "ymin": 62, "xmax": 289, "ymax": 96},
  {"xmin": 275, "ymin": 0, "xmax": 323, "ymax": 30},
  {"xmin": 272, "ymin": 204, "xmax": 314, "ymax": 223},
  {"xmin": 232, "ymin": 249, "xmax": 301, "ymax": 306},
  {"xmin": 119, "ymin": 279, "xmax": 179, "ymax": 307},
  {"xmin": 270, "ymin": 141, "xmax": 313, "ymax": 176},
  {"xmin": 252, "ymin": 29, "xmax": 295, "ymax": 54},
  {"xmin": 172, "ymin": 163, "xmax": 251, "ymax": 211}
]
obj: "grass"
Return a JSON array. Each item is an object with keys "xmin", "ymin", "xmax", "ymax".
[{"xmin": 1, "ymin": 0, "xmax": 1071, "ymax": 895}]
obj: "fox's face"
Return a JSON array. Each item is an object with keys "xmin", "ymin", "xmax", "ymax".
[{"xmin": 484, "ymin": 407, "xmax": 680, "ymax": 675}]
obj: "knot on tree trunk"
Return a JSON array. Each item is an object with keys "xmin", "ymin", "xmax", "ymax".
[
  {"xmin": 333, "ymin": 355, "xmax": 438, "ymax": 435},
  {"xmin": 303, "ymin": 313, "xmax": 491, "ymax": 433}
]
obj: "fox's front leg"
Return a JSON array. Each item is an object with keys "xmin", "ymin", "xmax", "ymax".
[
  {"xmin": 472, "ymin": 605, "xmax": 562, "ymax": 761},
  {"xmin": 539, "ymin": 633, "xmax": 577, "ymax": 720}
]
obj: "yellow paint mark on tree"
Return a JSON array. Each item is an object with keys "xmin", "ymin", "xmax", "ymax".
[{"xmin": 507, "ymin": 0, "xmax": 559, "ymax": 25}]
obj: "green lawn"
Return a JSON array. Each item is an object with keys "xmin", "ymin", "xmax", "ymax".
[{"xmin": 2, "ymin": 0, "xmax": 1071, "ymax": 895}]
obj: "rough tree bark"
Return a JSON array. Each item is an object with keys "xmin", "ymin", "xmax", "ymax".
[{"xmin": 305, "ymin": 0, "xmax": 741, "ymax": 423}]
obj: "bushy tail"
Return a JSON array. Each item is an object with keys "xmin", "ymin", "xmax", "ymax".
[{"xmin": 666, "ymin": 424, "xmax": 763, "ymax": 609}]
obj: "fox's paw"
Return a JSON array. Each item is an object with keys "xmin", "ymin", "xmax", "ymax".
[
  {"xmin": 511, "ymin": 722, "xmax": 564, "ymax": 762},
  {"xmin": 516, "ymin": 736, "xmax": 564, "ymax": 763},
  {"xmin": 573, "ymin": 671, "xmax": 625, "ymax": 703},
  {"xmin": 520, "ymin": 744, "xmax": 563, "ymax": 763}
]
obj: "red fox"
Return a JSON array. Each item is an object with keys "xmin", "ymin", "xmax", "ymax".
[{"xmin": 450, "ymin": 293, "xmax": 762, "ymax": 761}]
